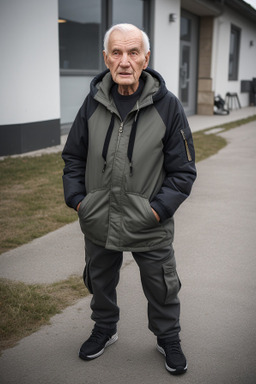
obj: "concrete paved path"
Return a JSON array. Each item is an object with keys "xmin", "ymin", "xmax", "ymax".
[{"xmin": 1, "ymin": 121, "xmax": 256, "ymax": 383}]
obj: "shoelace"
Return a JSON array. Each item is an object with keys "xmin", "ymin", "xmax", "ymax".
[
  {"xmin": 163, "ymin": 341, "xmax": 183, "ymax": 356},
  {"xmin": 88, "ymin": 328, "xmax": 111, "ymax": 345}
]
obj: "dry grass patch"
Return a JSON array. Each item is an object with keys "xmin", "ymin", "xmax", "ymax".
[
  {"xmin": 0, "ymin": 153, "xmax": 77, "ymax": 254},
  {"xmin": 192, "ymin": 114, "xmax": 256, "ymax": 163},
  {"xmin": 0, "ymin": 275, "xmax": 88, "ymax": 353},
  {"xmin": 192, "ymin": 132, "xmax": 227, "ymax": 163}
]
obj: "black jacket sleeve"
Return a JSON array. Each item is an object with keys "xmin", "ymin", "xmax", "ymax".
[
  {"xmin": 62, "ymin": 97, "xmax": 89, "ymax": 210},
  {"xmin": 151, "ymin": 95, "xmax": 197, "ymax": 221}
]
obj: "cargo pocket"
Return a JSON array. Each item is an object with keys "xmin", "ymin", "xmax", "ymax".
[
  {"xmin": 82, "ymin": 262, "xmax": 93, "ymax": 294},
  {"xmin": 163, "ymin": 262, "xmax": 181, "ymax": 304}
]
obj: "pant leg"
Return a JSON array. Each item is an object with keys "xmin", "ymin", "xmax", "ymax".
[
  {"xmin": 84, "ymin": 238, "xmax": 123, "ymax": 330},
  {"xmin": 132, "ymin": 244, "xmax": 181, "ymax": 338}
]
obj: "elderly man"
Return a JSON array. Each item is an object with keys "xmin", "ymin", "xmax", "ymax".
[{"xmin": 62, "ymin": 23, "xmax": 196, "ymax": 375}]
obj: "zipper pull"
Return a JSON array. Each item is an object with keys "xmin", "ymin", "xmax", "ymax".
[
  {"xmin": 119, "ymin": 122, "xmax": 123, "ymax": 134},
  {"xmin": 180, "ymin": 129, "xmax": 192, "ymax": 162},
  {"xmin": 129, "ymin": 161, "xmax": 133, "ymax": 176},
  {"xmin": 102, "ymin": 160, "xmax": 107, "ymax": 173}
]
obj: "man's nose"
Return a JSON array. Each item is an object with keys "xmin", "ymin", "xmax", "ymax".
[{"xmin": 120, "ymin": 53, "xmax": 130, "ymax": 66}]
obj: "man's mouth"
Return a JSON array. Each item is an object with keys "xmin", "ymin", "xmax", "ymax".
[{"xmin": 119, "ymin": 72, "xmax": 131, "ymax": 76}]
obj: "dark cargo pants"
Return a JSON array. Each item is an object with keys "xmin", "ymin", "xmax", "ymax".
[{"xmin": 83, "ymin": 238, "xmax": 181, "ymax": 338}]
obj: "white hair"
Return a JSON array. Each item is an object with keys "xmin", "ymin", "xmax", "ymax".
[{"xmin": 103, "ymin": 23, "xmax": 150, "ymax": 55}]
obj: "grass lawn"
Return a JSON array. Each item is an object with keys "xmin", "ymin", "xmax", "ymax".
[
  {"xmin": 0, "ymin": 276, "xmax": 87, "ymax": 352},
  {"xmin": 0, "ymin": 153, "xmax": 77, "ymax": 254},
  {"xmin": 0, "ymin": 114, "xmax": 255, "ymax": 353}
]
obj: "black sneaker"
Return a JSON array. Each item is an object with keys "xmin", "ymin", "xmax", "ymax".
[
  {"xmin": 157, "ymin": 336, "xmax": 187, "ymax": 375},
  {"xmin": 79, "ymin": 325, "xmax": 118, "ymax": 361}
]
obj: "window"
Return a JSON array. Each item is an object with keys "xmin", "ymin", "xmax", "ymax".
[
  {"xmin": 180, "ymin": 17, "xmax": 191, "ymax": 42},
  {"xmin": 228, "ymin": 25, "xmax": 241, "ymax": 81},
  {"xmin": 58, "ymin": 0, "xmax": 151, "ymax": 75},
  {"xmin": 113, "ymin": 0, "xmax": 143, "ymax": 28},
  {"xmin": 59, "ymin": 0, "xmax": 102, "ymax": 75}
]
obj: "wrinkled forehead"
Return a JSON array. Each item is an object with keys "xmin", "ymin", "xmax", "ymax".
[{"xmin": 108, "ymin": 29, "xmax": 144, "ymax": 51}]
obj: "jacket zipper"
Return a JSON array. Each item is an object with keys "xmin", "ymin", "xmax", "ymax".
[
  {"xmin": 113, "ymin": 121, "xmax": 124, "ymax": 158},
  {"xmin": 180, "ymin": 129, "xmax": 192, "ymax": 161}
]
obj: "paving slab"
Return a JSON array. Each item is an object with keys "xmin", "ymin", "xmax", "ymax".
[{"xmin": 0, "ymin": 221, "xmax": 84, "ymax": 284}]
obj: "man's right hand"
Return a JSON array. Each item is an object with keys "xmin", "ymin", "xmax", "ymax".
[{"xmin": 76, "ymin": 202, "xmax": 81, "ymax": 212}]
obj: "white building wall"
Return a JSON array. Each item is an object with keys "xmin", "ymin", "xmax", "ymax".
[
  {"xmin": 60, "ymin": 76, "xmax": 93, "ymax": 124},
  {"xmin": 0, "ymin": 0, "xmax": 60, "ymax": 125},
  {"xmin": 212, "ymin": 8, "xmax": 256, "ymax": 107},
  {"xmin": 153, "ymin": 0, "xmax": 181, "ymax": 96}
]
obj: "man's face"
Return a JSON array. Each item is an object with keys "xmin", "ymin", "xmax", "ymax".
[{"xmin": 103, "ymin": 29, "xmax": 150, "ymax": 95}]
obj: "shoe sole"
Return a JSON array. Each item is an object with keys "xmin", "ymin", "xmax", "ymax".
[
  {"xmin": 157, "ymin": 344, "xmax": 187, "ymax": 375},
  {"xmin": 79, "ymin": 333, "xmax": 118, "ymax": 360}
]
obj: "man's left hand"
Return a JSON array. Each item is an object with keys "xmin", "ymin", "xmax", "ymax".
[{"xmin": 152, "ymin": 208, "xmax": 160, "ymax": 222}]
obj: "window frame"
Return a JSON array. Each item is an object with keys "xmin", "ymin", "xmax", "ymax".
[
  {"xmin": 59, "ymin": 0, "xmax": 152, "ymax": 76},
  {"xmin": 228, "ymin": 24, "xmax": 241, "ymax": 81}
]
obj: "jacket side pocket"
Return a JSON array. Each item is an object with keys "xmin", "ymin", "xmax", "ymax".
[{"xmin": 78, "ymin": 189, "xmax": 110, "ymax": 244}]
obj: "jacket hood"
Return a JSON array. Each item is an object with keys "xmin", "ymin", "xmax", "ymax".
[{"xmin": 90, "ymin": 67, "xmax": 168, "ymax": 106}]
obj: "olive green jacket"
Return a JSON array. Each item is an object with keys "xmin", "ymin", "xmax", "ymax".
[{"xmin": 62, "ymin": 68, "xmax": 196, "ymax": 251}]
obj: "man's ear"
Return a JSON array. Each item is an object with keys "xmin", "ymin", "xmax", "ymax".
[
  {"xmin": 103, "ymin": 51, "xmax": 109, "ymax": 68},
  {"xmin": 143, "ymin": 51, "xmax": 151, "ymax": 69}
]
